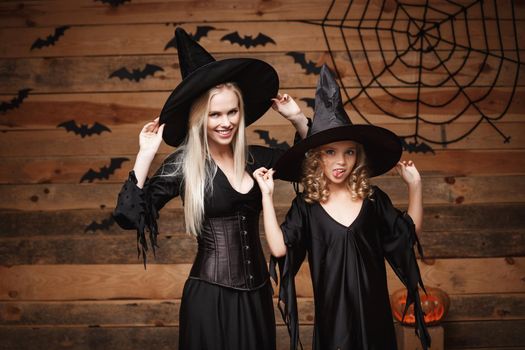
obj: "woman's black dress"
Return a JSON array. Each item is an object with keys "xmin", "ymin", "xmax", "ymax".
[
  {"xmin": 273, "ymin": 186, "xmax": 431, "ymax": 350},
  {"xmin": 113, "ymin": 145, "xmax": 283, "ymax": 350}
]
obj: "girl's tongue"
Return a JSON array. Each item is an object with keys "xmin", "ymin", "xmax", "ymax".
[{"xmin": 333, "ymin": 168, "xmax": 345, "ymax": 178}]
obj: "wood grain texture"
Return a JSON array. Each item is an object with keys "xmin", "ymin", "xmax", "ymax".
[
  {"xmin": 1, "ymin": 203, "xmax": 524, "ymax": 264},
  {"xmin": 1, "ymin": 293, "xmax": 524, "ymax": 326},
  {"xmin": 1, "ymin": 87, "xmax": 524, "ymax": 131},
  {"xmin": 2, "ymin": 204, "xmax": 523, "ymax": 238},
  {"xmin": 1, "ymin": 20, "xmax": 523, "ymax": 58},
  {"xmin": 1, "ymin": 0, "xmax": 521, "ymax": 27},
  {"xmin": 1, "ymin": 258, "xmax": 524, "ymax": 300},
  {"xmin": 1, "ymin": 174, "xmax": 524, "ymax": 211},
  {"xmin": 0, "ymin": 122, "xmax": 522, "ymax": 160},
  {"xmin": 0, "ymin": 320, "xmax": 524, "ymax": 350},
  {"xmin": 1, "ymin": 51, "xmax": 523, "ymax": 94},
  {"xmin": 1, "ymin": 149, "xmax": 524, "ymax": 185}
]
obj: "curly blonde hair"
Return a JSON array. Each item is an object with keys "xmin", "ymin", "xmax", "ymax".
[{"xmin": 301, "ymin": 142, "xmax": 373, "ymax": 203}]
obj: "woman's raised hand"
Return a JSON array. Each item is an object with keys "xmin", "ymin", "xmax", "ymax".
[
  {"xmin": 139, "ymin": 117, "xmax": 165, "ymax": 156},
  {"xmin": 253, "ymin": 167, "xmax": 275, "ymax": 196},
  {"xmin": 272, "ymin": 93, "xmax": 309, "ymax": 139},
  {"xmin": 272, "ymin": 93, "xmax": 302, "ymax": 121}
]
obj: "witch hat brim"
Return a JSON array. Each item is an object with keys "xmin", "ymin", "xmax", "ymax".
[
  {"xmin": 159, "ymin": 28, "xmax": 278, "ymax": 147},
  {"xmin": 274, "ymin": 124, "xmax": 402, "ymax": 181},
  {"xmin": 274, "ymin": 65, "xmax": 401, "ymax": 182}
]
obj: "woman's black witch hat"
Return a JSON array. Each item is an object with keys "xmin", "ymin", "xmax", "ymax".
[{"xmin": 159, "ymin": 28, "xmax": 279, "ymax": 147}]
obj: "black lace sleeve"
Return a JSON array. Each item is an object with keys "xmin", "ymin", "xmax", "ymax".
[
  {"xmin": 113, "ymin": 153, "xmax": 182, "ymax": 268},
  {"xmin": 373, "ymin": 186, "xmax": 431, "ymax": 350}
]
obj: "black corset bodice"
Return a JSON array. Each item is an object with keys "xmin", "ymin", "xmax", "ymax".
[{"xmin": 190, "ymin": 212, "xmax": 268, "ymax": 290}]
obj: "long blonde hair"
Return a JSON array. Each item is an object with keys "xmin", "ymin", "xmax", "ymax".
[
  {"xmin": 301, "ymin": 143, "xmax": 372, "ymax": 203},
  {"xmin": 165, "ymin": 83, "xmax": 247, "ymax": 236}
]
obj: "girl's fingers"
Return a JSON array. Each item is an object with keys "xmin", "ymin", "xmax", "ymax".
[
  {"xmin": 157, "ymin": 123, "xmax": 165, "ymax": 136},
  {"xmin": 253, "ymin": 167, "xmax": 268, "ymax": 176}
]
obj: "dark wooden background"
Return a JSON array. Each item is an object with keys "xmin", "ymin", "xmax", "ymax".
[{"xmin": 0, "ymin": 0, "xmax": 524, "ymax": 349}]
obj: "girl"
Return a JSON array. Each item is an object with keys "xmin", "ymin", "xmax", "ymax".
[
  {"xmin": 253, "ymin": 65, "xmax": 431, "ymax": 350},
  {"xmin": 113, "ymin": 28, "xmax": 308, "ymax": 350}
]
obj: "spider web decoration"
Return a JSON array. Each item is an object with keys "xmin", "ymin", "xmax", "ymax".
[{"xmin": 303, "ymin": 0, "xmax": 522, "ymax": 150}]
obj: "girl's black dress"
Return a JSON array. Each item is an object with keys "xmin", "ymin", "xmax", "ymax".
[
  {"xmin": 273, "ymin": 186, "xmax": 430, "ymax": 350},
  {"xmin": 113, "ymin": 145, "xmax": 283, "ymax": 350}
]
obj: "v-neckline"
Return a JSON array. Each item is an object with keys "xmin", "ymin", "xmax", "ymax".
[
  {"xmin": 215, "ymin": 165, "xmax": 255, "ymax": 195},
  {"xmin": 318, "ymin": 198, "xmax": 367, "ymax": 229}
]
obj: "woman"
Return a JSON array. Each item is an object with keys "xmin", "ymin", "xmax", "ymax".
[{"xmin": 113, "ymin": 28, "xmax": 308, "ymax": 350}]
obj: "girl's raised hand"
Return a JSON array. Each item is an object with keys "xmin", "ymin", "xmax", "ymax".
[
  {"xmin": 395, "ymin": 160, "xmax": 421, "ymax": 186},
  {"xmin": 139, "ymin": 117, "xmax": 165, "ymax": 156},
  {"xmin": 272, "ymin": 93, "xmax": 302, "ymax": 121},
  {"xmin": 253, "ymin": 167, "xmax": 275, "ymax": 196}
]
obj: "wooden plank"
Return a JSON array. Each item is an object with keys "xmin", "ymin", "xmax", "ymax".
[
  {"xmin": 385, "ymin": 258, "xmax": 525, "ymax": 298},
  {"xmin": 1, "ymin": 20, "xmax": 523, "ymax": 58},
  {"xmin": 0, "ymin": 326, "xmax": 181, "ymax": 350},
  {"xmin": 2, "ymin": 293, "xmax": 523, "ymax": 326},
  {"xmin": 3, "ymin": 204, "xmax": 524, "ymax": 238},
  {"xmin": 1, "ymin": 258, "xmax": 524, "ymax": 300},
  {"xmin": 1, "ymin": 51, "xmax": 523, "ymax": 94},
  {"xmin": 1, "ymin": 149, "xmax": 525, "ymax": 185},
  {"xmin": 2, "ymin": 87, "xmax": 524, "ymax": 131},
  {"xmin": 443, "ymin": 320, "xmax": 525, "ymax": 349},
  {"xmin": 1, "ymin": 174, "xmax": 524, "ymax": 211},
  {"xmin": 0, "ymin": 121, "xmax": 522, "ymax": 160},
  {"xmin": 0, "ymin": 325, "xmax": 313, "ymax": 350},
  {"xmin": 445, "ymin": 293, "xmax": 525, "ymax": 322},
  {"xmin": 0, "ymin": 299, "xmax": 309, "ymax": 326},
  {"xmin": 1, "ymin": 226, "xmax": 523, "ymax": 264},
  {"xmin": 0, "ymin": 325, "xmax": 311, "ymax": 350},
  {"xmin": 0, "ymin": 234, "xmax": 199, "ymax": 265},
  {"xmin": 1, "ymin": 201, "xmax": 524, "ymax": 263},
  {"xmin": 0, "ymin": 321, "xmax": 524, "ymax": 350},
  {"xmin": 1, "ymin": 0, "xmax": 521, "ymax": 27}
]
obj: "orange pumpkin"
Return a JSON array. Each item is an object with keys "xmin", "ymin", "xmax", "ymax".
[{"xmin": 390, "ymin": 286, "xmax": 450, "ymax": 325}]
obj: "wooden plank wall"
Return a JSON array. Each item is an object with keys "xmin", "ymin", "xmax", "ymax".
[{"xmin": 0, "ymin": 0, "xmax": 524, "ymax": 349}]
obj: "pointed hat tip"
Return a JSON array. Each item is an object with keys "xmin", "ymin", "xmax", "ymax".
[{"xmin": 174, "ymin": 26, "xmax": 215, "ymax": 79}]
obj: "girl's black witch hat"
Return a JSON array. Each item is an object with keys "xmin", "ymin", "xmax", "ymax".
[{"xmin": 274, "ymin": 65, "xmax": 402, "ymax": 182}]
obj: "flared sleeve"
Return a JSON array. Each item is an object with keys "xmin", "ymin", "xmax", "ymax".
[
  {"xmin": 113, "ymin": 153, "xmax": 182, "ymax": 268},
  {"xmin": 373, "ymin": 186, "xmax": 431, "ymax": 350},
  {"xmin": 269, "ymin": 195, "xmax": 308, "ymax": 350}
]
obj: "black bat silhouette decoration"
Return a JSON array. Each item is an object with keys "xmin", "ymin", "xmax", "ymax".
[
  {"xmin": 85, "ymin": 216, "xmax": 115, "ymax": 232},
  {"xmin": 400, "ymin": 138, "xmax": 435, "ymax": 154},
  {"xmin": 109, "ymin": 64, "xmax": 164, "ymax": 82},
  {"xmin": 286, "ymin": 52, "xmax": 322, "ymax": 75},
  {"xmin": 254, "ymin": 129, "xmax": 290, "ymax": 151},
  {"xmin": 94, "ymin": 0, "xmax": 130, "ymax": 7},
  {"xmin": 221, "ymin": 31, "xmax": 276, "ymax": 49},
  {"xmin": 57, "ymin": 120, "xmax": 111, "ymax": 138},
  {"xmin": 300, "ymin": 97, "xmax": 315, "ymax": 111},
  {"xmin": 80, "ymin": 157, "xmax": 129, "ymax": 183},
  {"xmin": 31, "ymin": 26, "xmax": 70, "ymax": 50},
  {"xmin": 165, "ymin": 26, "xmax": 216, "ymax": 50},
  {"xmin": 0, "ymin": 88, "xmax": 31, "ymax": 113}
]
